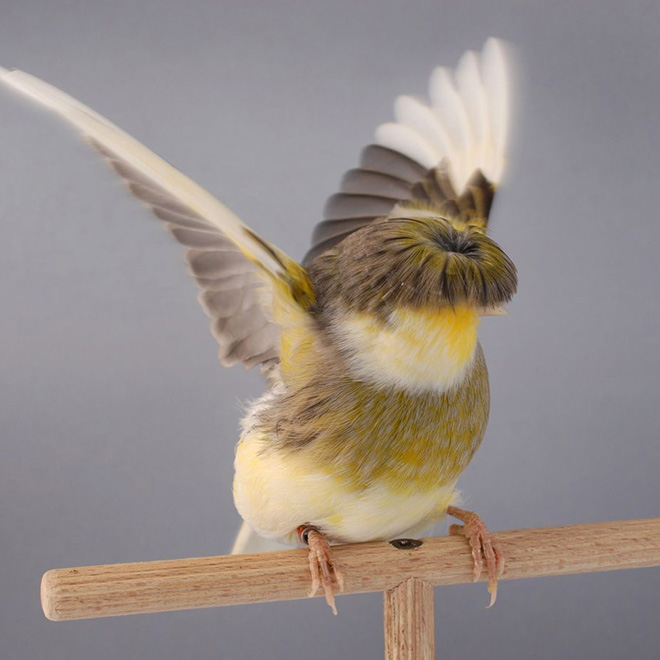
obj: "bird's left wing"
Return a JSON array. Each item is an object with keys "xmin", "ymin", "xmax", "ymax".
[{"xmin": 0, "ymin": 67, "xmax": 314, "ymax": 371}]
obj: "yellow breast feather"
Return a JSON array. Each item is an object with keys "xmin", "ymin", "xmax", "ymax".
[{"xmin": 336, "ymin": 305, "xmax": 479, "ymax": 392}]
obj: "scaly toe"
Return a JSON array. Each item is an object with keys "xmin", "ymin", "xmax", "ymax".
[{"xmin": 304, "ymin": 528, "xmax": 342, "ymax": 615}]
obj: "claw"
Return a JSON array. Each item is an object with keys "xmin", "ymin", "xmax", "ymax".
[{"xmin": 447, "ymin": 506, "xmax": 504, "ymax": 607}]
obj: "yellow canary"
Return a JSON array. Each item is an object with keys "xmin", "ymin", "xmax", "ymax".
[{"xmin": 0, "ymin": 38, "xmax": 516, "ymax": 613}]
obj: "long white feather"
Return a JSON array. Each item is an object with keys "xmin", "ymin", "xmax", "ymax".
[
  {"xmin": 455, "ymin": 50, "xmax": 489, "ymax": 177},
  {"xmin": 481, "ymin": 38, "xmax": 511, "ymax": 183},
  {"xmin": 0, "ymin": 66, "xmax": 290, "ymax": 281}
]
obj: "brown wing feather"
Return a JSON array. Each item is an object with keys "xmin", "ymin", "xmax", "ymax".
[
  {"xmin": 93, "ymin": 140, "xmax": 279, "ymax": 369},
  {"xmin": 305, "ymin": 145, "xmax": 495, "ymax": 264},
  {"xmin": 304, "ymin": 146, "xmax": 425, "ymax": 264}
]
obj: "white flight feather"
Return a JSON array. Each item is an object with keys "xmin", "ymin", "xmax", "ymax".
[
  {"xmin": 0, "ymin": 66, "xmax": 288, "ymax": 281},
  {"xmin": 375, "ymin": 38, "xmax": 512, "ymax": 194},
  {"xmin": 455, "ymin": 50, "xmax": 489, "ymax": 177},
  {"xmin": 374, "ymin": 122, "xmax": 441, "ymax": 170},
  {"xmin": 393, "ymin": 95, "xmax": 455, "ymax": 157},
  {"xmin": 481, "ymin": 38, "xmax": 510, "ymax": 183},
  {"xmin": 429, "ymin": 65, "xmax": 474, "ymax": 190}
]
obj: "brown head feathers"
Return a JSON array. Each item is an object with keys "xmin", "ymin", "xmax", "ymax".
[{"xmin": 309, "ymin": 215, "xmax": 517, "ymax": 316}]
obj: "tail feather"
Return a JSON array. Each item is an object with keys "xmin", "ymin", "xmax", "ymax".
[{"xmin": 231, "ymin": 521, "xmax": 286, "ymax": 555}]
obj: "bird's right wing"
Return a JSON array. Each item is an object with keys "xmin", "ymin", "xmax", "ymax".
[
  {"xmin": 306, "ymin": 38, "xmax": 514, "ymax": 263},
  {"xmin": 0, "ymin": 67, "xmax": 315, "ymax": 371}
]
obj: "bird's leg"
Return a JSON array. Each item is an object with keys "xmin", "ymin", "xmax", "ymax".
[
  {"xmin": 447, "ymin": 505, "xmax": 505, "ymax": 607},
  {"xmin": 297, "ymin": 524, "xmax": 345, "ymax": 615}
]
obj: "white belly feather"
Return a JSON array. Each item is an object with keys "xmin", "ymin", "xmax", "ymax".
[{"xmin": 233, "ymin": 430, "xmax": 456, "ymax": 545}]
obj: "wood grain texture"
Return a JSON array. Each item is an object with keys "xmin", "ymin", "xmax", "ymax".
[
  {"xmin": 384, "ymin": 578, "xmax": 434, "ymax": 660},
  {"xmin": 41, "ymin": 517, "xmax": 660, "ymax": 621}
]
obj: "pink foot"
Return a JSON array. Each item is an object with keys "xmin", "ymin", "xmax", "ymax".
[
  {"xmin": 447, "ymin": 506, "xmax": 505, "ymax": 607},
  {"xmin": 298, "ymin": 525, "xmax": 345, "ymax": 615}
]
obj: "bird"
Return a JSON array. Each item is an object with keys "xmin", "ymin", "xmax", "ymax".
[{"xmin": 0, "ymin": 37, "xmax": 517, "ymax": 614}]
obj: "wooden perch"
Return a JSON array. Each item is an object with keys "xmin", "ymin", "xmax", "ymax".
[{"xmin": 42, "ymin": 517, "xmax": 660, "ymax": 622}]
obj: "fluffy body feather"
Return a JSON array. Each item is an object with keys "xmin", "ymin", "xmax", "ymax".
[
  {"xmin": 0, "ymin": 39, "xmax": 516, "ymax": 556},
  {"xmin": 234, "ymin": 337, "xmax": 489, "ymax": 545}
]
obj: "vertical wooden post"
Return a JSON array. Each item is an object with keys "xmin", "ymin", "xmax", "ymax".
[{"xmin": 384, "ymin": 578, "xmax": 435, "ymax": 660}]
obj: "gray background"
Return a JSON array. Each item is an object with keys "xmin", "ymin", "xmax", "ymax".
[{"xmin": 1, "ymin": 1, "xmax": 659, "ymax": 658}]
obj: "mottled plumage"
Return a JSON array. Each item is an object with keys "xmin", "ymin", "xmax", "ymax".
[{"xmin": 246, "ymin": 343, "xmax": 489, "ymax": 490}]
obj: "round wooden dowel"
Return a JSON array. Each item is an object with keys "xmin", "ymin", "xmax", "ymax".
[{"xmin": 41, "ymin": 517, "xmax": 660, "ymax": 621}]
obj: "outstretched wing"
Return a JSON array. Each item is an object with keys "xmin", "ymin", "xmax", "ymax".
[
  {"xmin": 306, "ymin": 37, "xmax": 512, "ymax": 264},
  {"xmin": 0, "ymin": 67, "xmax": 314, "ymax": 370}
]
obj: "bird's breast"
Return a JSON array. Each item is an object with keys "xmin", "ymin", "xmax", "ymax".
[
  {"xmin": 334, "ymin": 305, "xmax": 479, "ymax": 392},
  {"xmin": 248, "ymin": 342, "xmax": 489, "ymax": 496}
]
